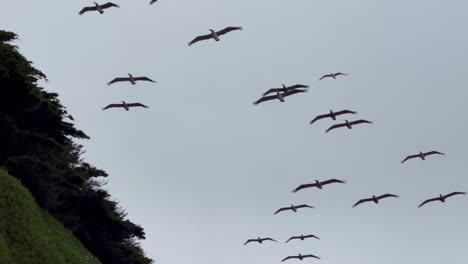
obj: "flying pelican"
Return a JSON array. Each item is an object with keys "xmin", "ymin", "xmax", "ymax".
[
  {"xmin": 282, "ymin": 254, "xmax": 321, "ymax": 262},
  {"xmin": 401, "ymin": 151, "xmax": 444, "ymax": 164},
  {"xmin": 107, "ymin": 74, "xmax": 156, "ymax": 85},
  {"xmin": 310, "ymin": 110, "xmax": 357, "ymax": 124},
  {"xmin": 262, "ymin": 84, "xmax": 309, "ymax": 96},
  {"xmin": 285, "ymin": 234, "xmax": 320, "ymax": 243},
  {"xmin": 253, "ymin": 89, "xmax": 307, "ymax": 106},
  {"xmin": 274, "ymin": 204, "xmax": 314, "ymax": 215},
  {"xmin": 353, "ymin": 194, "xmax": 399, "ymax": 208},
  {"xmin": 244, "ymin": 237, "xmax": 277, "ymax": 245},
  {"xmin": 78, "ymin": 2, "xmax": 119, "ymax": 15},
  {"xmin": 326, "ymin": 119, "xmax": 372, "ymax": 133},
  {"xmin": 188, "ymin": 26, "xmax": 243, "ymax": 46},
  {"xmin": 418, "ymin": 192, "xmax": 466, "ymax": 208},
  {"xmin": 292, "ymin": 179, "xmax": 346, "ymax": 193},
  {"xmin": 318, "ymin": 72, "xmax": 348, "ymax": 81},
  {"xmin": 102, "ymin": 101, "xmax": 148, "ymax": 111},
  {"xmin": 150, "ymin": 0, "xmax": 157, "ymax": 4}
]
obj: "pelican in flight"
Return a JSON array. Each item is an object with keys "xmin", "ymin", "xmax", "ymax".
[
  {"xmin": 150, "ymin": 0, "xmax": 157, "ymax": 4},
  {"xmin": 262, "ymin": 84, "xmax": 309, "ymax": 96},
  {"xmin": 292, "ymin": 179, "xmax": 346, "ymax": 193},
  {"xmin": 102, "ymin": 101, "xmax": 148, "ymax": 111},
  {"xmin": 274, "ymin": 204, "xmax": 314, "ymax": 215},
  {"xmin": 310, "ymin": 109, "xmax": 357, "ymax": 125},
  {"xmin": 285, "ymin": 234, "xmax": 320, "ymax": 243},
  {"xmin": 318, "ymin": 72, "xmax": 348, "ymax": 81},
  {"xmin": 353, "ymin": 194, "xmax": 399, "ymax": 208},
  {"xmin": 326, "ymin": 119, "xmax": 372, "ymax": 133},
  {"xmin": 188, "ymin": 26, "xmax": 243, "ymax": 46},
  {"xmin": 244, "ymin": 237, "xmax": 277, "ymax": 245},
  {"xmin": 78, "ymin": 2, "xmax": 119, "ymax": 15},
  {"xmin": 418, "ymin": 192, "xmax": 466, "ymax": 208},
  {"xmin": 401, "ymin": 151, "xmax": 444, "ymax": 164},
  {"xmin": 253, "ymin": 90, "xmax": 307, "ymax": 106},
  {"xmin": 107, "ymin": 74, "xmax": 156, "ymax": 85},
  {"xmin": 282, "ymin": 254, "xmax": 320, "ymax": 262}
]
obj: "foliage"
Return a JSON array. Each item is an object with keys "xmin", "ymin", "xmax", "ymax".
[{"xmin": 0, "ymin": 30, "xmax": 153, "ymax": 264}]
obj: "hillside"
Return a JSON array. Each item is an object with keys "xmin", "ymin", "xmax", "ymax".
[{"xmin": 0, "ymin": 169, "xmax": 101, "ymax": 264}]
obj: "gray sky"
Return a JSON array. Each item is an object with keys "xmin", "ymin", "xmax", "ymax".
[{"xmin": 2, "ymin": 0, "xmax": 468, "ymax": 263}]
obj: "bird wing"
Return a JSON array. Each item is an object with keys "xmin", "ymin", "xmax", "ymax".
[
  {"xmin": 304, "ymin": 234, "xmax": 320, "ymax": 240},
  {"xmin": 321, "ymin": 179, "xmax": 346, "ymax": 186},
  {"xmin": 296, "ymin": 204, "xmax": 314, "ymax": 209},
  {"xmin": 309, "ymin": 114, "xmax": 331, "ymax": 125},
  {"xmin": 285, "ymin": 236, "xmax": 298, "ymax": 243},
  {"xmin": 282, "ymin": 256, "xmax": 297, "ymax": 262},
  {"xmin": 262, "ymin": 88, "xmax": 282, "ymax": 96},
  {"xmin": 377, "ymin": 193, "xmax": 399, "ymax": 200},
  {"xmin": 133, "ymin": 76, "xmax": 156, "ymax": 83},
  {"xmin": 424, "ymin": 150, "xmax": 444, "ymax": 156},
  {"xmin": 127, "ymin": 103, "xmax": 149, "ymax": 108},
  {"xmin": 262, "ymin": 238, "xmax": 277, "ymax": 242},
  {"xmin": 274, "ymin": 207, "xmax": 291, "ymax": 215},
  {"xmin": 287, "ymin": 84, "xmax": 309, "ymax": 90},
  {"xmin": 283, "ymin": 89, "xmax": 307, "ymax": 97},
  {"xmin": 292, "ymin": 183, "xmax": 317, "ymax": 193},
  {"xmin": 303, "ymin": 254, "xmax": 321, "ymax": 259},
  {"xmin": 350, "ymin": 119, "xmax": 372, "ymax": 125},
  {"xmin": 216, "ymin": 26, "xmax": 243, "ymax": 36},
  {"xmin": 243, "ymin": 239, "xmax": 255, "ymax": 245},
  {"xmin": 102, "ymin": 104, "xmax": 123, "ymax": 110},
  {"xmin": 418, "ymin": 197, "xmax": 440, "ymax": 208},
  {"xmin": 352, "ymin": 198, "xmax": 373, "ymax": 207},
  {"xmin": 326, "ymin": 123, "xmax": 347, "ymax": 133},
  {"xmin": 188, "ymin": 33, "xmax": 213, "ymax": 46},
  {"xmin": 334, "ymin": 110, "xmax": 357, "ymax": 116},
  {"xmin": 319, "ymin": 74, "xmax": 331, "ymax": 80},
  {"xmin": 253, "ymin": 95, "xmax": 277, "ymax": 105},
  {"xmin": 150, "ymin": 0, "xmax": 158, "ymax": 4},
  {"xmin": 443, "ymin": 191, "xmax": 467, "ymax": 199},
  {"xmin": 78, "ymin": 6, "xmax": 97, "ymax": 15},
  {"xmin": 101, "ymin": 2, "xmax": 120, "ymax": 9},
  {"xmin": 107, "ymin": 77, "xmax": 130, "ymax": 85},
  {"xmin": 336, "ymin": 72, "xmax": 348, "ymax": 76},
  {"xmin": 401, "ymin": 154, "xmax": 419, "ymax": 163}
]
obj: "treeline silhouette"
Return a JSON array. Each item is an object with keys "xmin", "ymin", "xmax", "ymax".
[{"xmin": 0, "ymin": 30, "xmax": 153, "ymax": 264}]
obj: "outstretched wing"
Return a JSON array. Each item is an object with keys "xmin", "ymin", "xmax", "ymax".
[
  {"xmin": 282, "ymin": 256, "xmax": 297, "ymax": 262},
  {"xmin": 335, "ymin": 72, "xmax": 348, "ymax": 76},
  {"xmin": 352, "ymin": 198, "xmax": 373, "ymax": 208},
  {"xmin": 326, "ymin": 123, "xmax": 346, "ymax": 133},
  {"xmin": 127, "ymin": 103, "xmax": 149, "ymax": 108},
  {"xmin": 283, "ymin": 89, "xmax": 307, "ymax": 97},
  {"xmin": 78, "ymin": 6, "xmax": 97, "ymax": 15},
  {"xmin": 188, "ymin": 34, "xmax": 212, "ymax": 46},
  {"xmin": 253, "ymin": 95, "xmax": 278, "ymax": 105},
  {"xmin": 296, "ymin": 204, "xmax": 314, "ymax": 209},
  {"xmin": 134, "ymin": 76, "xmax": 156, "ymax": 83},
  {"xmin": 262, "ymin": 238, "xmax": 277, "ymax": 243},
  {"xmin": 443, "ymin": 191, "xmax": 467, "ymax": 199},
  {"xmin": 216, "ymin": 26, "xmax": 243, "ymax": 36},
  {"xmin": 418, "ymin": 197, "xmax": 439, "ymax": 208},
  {"xmin": 309, "ymin": 113, "xmax": 331, "ymax": 125},
  {"xmin": 304, "ymin": 234, "xmax": 320, "ymax": 240},
  {"xmin": 401, "ymin": 154, "xmax": 419, "ymax": 164},
  {"xmin": 101, "ymin": 2, "xmax": 120, "ymax": 9},
  {"xmin": 292, "ymin": 183, "xmax": 318, "ymax": 193},
  {"xmin": 150, "ymin": 0, "xmax": 158, "ymax": 4},
  {"xmin": 303, "ymin": 254, "xmax": 321, "ymax": 260},
  {"xmin": 102, "ymin": 104, "xmax": 123, "ymax": 110},
  {"xmin": 377, "ymin": 193, "xmax": 399, "ymax": 200},
  {"xmin": 424, "ymin": 150, "xmax": 444, "ymax": 156},
  {"xmin": 107, "ymin": 77, "xmax": 130, "ymax": 85},
  {"xmin": 285, "ymin": 236, "xmax": 299, "ymax": 243},
  {"xmin": 334, "ymin": 109, "xmax": 357, "ymax": 116},
  {"xmin": 321, "ymin": 179, "xmax": 346, "ymax": 186},
  {"xmin": 319, "ymin": 74, "xmax": 332, "ymax": 80},
  {"xmin": 350, "ymin": 119, "xmax": 372, "ymax": 126},
  {"xmin": 262, "ymin": 88, "xmax": 282, "ymax": 96},
  {"xmin": 243, "ymin": 239, "xmax": 255, "ymax": 245},
  {"xmin": 287, "ymin": 84, "xmax": 309, "ymax": 90},
  {"xmin": 274, "ymin": 207, "xmax": 290, "ymax": 215}
]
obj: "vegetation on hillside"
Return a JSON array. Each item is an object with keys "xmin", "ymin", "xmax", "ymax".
[{"xmin": 0, "ymin": 29, "xmax": 153, "ymax": 264}]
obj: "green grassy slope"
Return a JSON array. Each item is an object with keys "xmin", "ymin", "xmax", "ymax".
[{"xmin": 0, "ymin": 169, "xmax": 101, "ymax": 264}]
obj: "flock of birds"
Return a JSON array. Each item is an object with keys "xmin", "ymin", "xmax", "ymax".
[{"xmin": 74, "ymin": 1, "xmax": 466, "ymax": 262}]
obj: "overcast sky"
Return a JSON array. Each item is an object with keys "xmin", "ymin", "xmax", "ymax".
[{"xmin": 2, "ymin": 1, "xmax": 468, "ymax": 263}]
